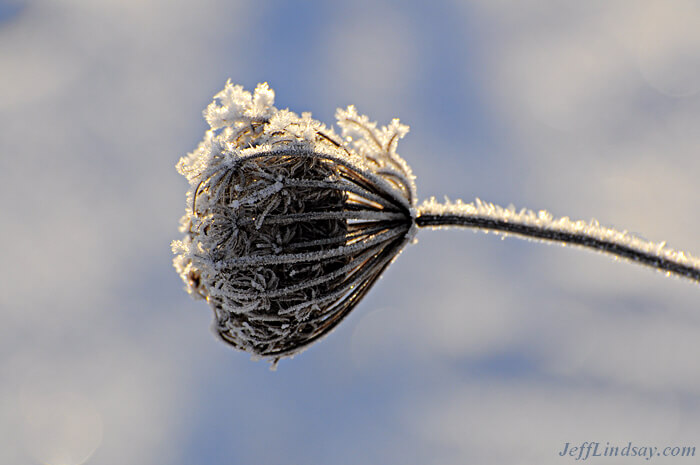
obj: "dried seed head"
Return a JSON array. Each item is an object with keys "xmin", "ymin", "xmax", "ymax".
[{"xmin": 173, "ymin": 82, "xmax": 417, "ymax": 362}]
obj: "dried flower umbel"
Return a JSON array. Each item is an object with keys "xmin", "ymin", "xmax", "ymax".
[{"xmin": 173, "ymin": 81, "xmax": 700, "ymax": 365}]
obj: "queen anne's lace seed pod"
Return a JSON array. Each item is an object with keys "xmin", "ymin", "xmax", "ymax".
[
  {"xmin": 176, "ymin": 82, "xmax": 700, "ymax": 366},
  {"xmin": 173, "ymin": 82, "xmax": 417, "ymax": 362}
]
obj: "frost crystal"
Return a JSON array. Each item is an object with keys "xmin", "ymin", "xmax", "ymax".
[
  {"xmin": 173, "ymin": 81, "xmax": 416, "ymax": 362},
  {"xmin": 175, "ymin": 82, "xmax": 699, "ymax": 366}
]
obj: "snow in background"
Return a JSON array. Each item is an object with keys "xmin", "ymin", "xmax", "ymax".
[{"xmin": 0, "ymin": 1, "xmax": 698, "ymax": 464}]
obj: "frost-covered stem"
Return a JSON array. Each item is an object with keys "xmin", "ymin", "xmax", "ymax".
[{"xmin": 416, "ymin": 198, "xmax": 700, "ymax": 284}]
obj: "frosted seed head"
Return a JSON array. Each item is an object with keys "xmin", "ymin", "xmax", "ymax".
[{"xmin": 174, "ymin": 82, "xmax": 417, "ymax": 361}]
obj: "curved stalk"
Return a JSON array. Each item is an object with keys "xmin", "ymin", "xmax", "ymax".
[{"xmin": 416, "ymin": 198, "xmax": 700, "ymax": 284}]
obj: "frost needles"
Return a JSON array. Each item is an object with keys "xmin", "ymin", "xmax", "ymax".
[{"xmin": 173, "ymin": 81, "xmax": 700, "ymax": 365}]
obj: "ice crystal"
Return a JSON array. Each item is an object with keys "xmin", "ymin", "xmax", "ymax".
[{"xmin": 174, "ymin": 82, "xmax": 699, "ymax": 365}]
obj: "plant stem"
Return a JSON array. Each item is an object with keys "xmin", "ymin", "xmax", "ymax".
[{"xmin": 416, "ymin": 198, "xmax": 700, "ymax": 284}]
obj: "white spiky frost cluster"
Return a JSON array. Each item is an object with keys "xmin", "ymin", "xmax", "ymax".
[
  {"xmin": 172, "ymin": 81, "xmax": 417, "ymax": 361},
  {"xmin": 419, "ymin": 197, "xmax": 700, "ymax": 274},
  {"xmin": 174, "ymin": 81, "xmax": 416, "ymax": 218}
]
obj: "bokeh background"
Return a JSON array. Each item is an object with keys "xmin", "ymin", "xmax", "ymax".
[{"xmin": 2, "ymin": 1, "xmax": 700, "ymax": 464}]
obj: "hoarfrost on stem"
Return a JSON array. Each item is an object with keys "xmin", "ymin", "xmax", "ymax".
[{"xmin": 417, "ymin": 197, "xmax": 700, "ymax": 282}]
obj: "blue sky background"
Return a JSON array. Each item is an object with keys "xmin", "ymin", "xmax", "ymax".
[{"xmin": 2, "ymin": 1, "xmax": 699, "ymax": 464}]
